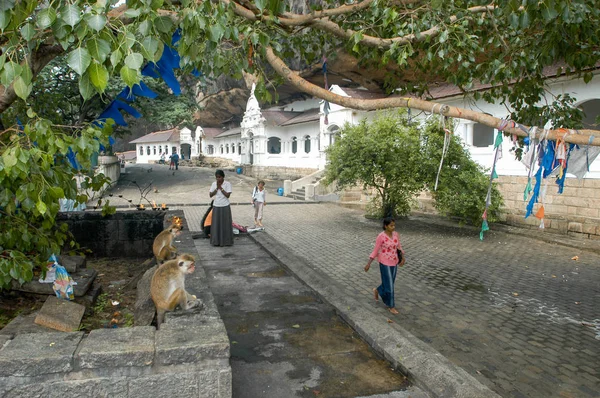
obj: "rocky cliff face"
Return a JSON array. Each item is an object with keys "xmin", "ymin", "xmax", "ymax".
[{"xmin": 192, "ymin": 50, "xmax": 398, "ymax": 127}]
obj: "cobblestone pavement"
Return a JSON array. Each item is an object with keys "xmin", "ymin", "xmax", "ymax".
[
  {"xmin": 109, "ymin": 164, "xmax": 600, "ymax": 397},
  {"xmin": 186, "ymin": 203, "xmax": 600, "ymax": 398}
]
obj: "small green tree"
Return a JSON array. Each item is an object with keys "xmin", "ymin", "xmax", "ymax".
[
  {"xmin": 0, "ymin": 117, "xmax": 113, "ymax": 289},
  {"xmin": 324, "ymin": 111, "xmax": 504, "ymax": 224},
  {"xmin": 419, "ymin": 122, "xmax": 504, "ymax": 225},
  {"xmin": 324, "ymin": 110, "xmax": 425, "ymax": 218}
]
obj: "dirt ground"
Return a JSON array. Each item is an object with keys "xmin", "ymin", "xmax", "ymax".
[{"xmin": 0, "ymin": 257, "xmax": 151, "ymax": 333}]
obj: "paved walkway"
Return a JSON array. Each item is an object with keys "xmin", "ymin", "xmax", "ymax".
[
  {"xmin": 111, "ymin": 164, "xmax": 600, "ymax": 397},
  {"xmin": 192, "ymin": 235, "xmax": 424, "ymax": 398}
]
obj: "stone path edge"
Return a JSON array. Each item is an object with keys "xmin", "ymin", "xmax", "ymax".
[{"xmin": 249, "ymin": 231, "xmax": 501, "ymax": 398}]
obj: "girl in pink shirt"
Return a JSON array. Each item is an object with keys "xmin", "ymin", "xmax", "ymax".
[{"xmin": 364, "ymin": 217, "xmax": 405, "ymax": 314}]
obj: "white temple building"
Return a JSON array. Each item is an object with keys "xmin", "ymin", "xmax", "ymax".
[
  {"xmin": 201, "ymin": 80, "xmax": 600, "ymax": 179},
  {"xmin": 130, "ymin": 126, "xmax": 201, "ymax": 164}
]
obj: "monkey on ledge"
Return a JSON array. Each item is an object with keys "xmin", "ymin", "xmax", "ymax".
[
  {"xmin": 150, "ymin": 253, "xmax": 202, "ymax": 328},
  {"xmin": 153, "ymin": 223, "xmax": 182, "ymax": 263}
]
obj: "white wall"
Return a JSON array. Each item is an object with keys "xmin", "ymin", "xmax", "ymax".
[
  {"xmin": 200, "ymin": 77, "xmax": 600, "ymax": 178},
  {"xmin": 135, "ymin": 142, "xmax": 179, "ymax": 164},
  {"xmin": 444, "ymin": 73, "xmax": 600, "ymax": 179}
]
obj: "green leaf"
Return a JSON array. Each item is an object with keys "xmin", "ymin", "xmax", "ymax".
[
  {"xmin": 431, "ymin": 0, "xmax": 442, "ymax": 10},
  {"xmin": 67, "ymin": 47, "xmax": 91, "ymax": 75},
  {"xmin": 125, "ymin": 52, "xmax": 144, "ymax": 70},
  {"xmin": 519, "ymin": 11, "xmax": 530, "ymax": 28},
  {"xmin": 151, "ymin": 0, "xmax": 164, "ymax": 10},
  {"xmin": 20, "ymin": 22, "xmax": 35, "ymax": 41},
  {"xmin": 0, "ymin": 0, "xmax": 14, "ymax": 12},
  {"xmin": 255, "ymin": 0, "xmax": 267, "ymax": 11},
  {"xmin": 154, "ymin": 16, "xmax": 173, "ymax": 33},
  {"xmin": 61, "ymin": 4, "xmax": 81, "ymax": 27},
  {"xmin": 52, "ymin": 19, "xmax": 70, "ymax": 39},
  {"xmin": 120, "ymin": 65, "xmax": 140, "ymax": 87},
  {"xmin": 438, "ymin": 30, "xmax": 448, "ymax": 44},
  {"xmin": 88, "ymin": 62, "xmax": 109, "ymax": 91},
  {"xmin": 138, "ymin": 19, "xmax": 150, "ymax": 36},
  {"xmin": 541, "ymin": 4, "xmax": 558, "ymax": 21},
  {"xmin": 124, "ymin": 8, "xmax": 141, "ymax": 18},
  {"xmin": 209, "ymin": 24, "xmax": 225, "ymax": 42},
  {"xmin": 0, "ymin": 10, "xmax": 9, "ymax": 31},
  {"xmin": 36, "ymin": 200, "xmax": 48, "ymax": 215},
  {"xmin": 110, "ymin": 49, "xmax": 123, "ymax": 68},
  {"xmin": 13, "ymin": 76, "xmax": 32, "ymax": 100},
  {"xmin": 48, "ymin": 186, "xmax": 65, "ymax": 200},
  {"xmin": 36, "ymin": 8, "xmax": 57, "ymax": 29},
  {"xmin": 85, "ymin": 14, "xmax": 106, "ymax": 32},
  {"xmin": 124, "ymin": 32, "xmax": 136, "ymax": 49},
  {"xmin": 9, "ymin": 266, "xmax": 19, "ymax": 280},
  {"xmin": 79, "ymin": 73, "xmax": 95, "ymax": 100},
  {"xmin": 0, "ymin": 61, "xmax": 22, "ymax": 86},
  {"xmin": 3, "ymin": 150, "xmax": 17, "ymax": 168},
  {"xmin": 87, "ymin": 37, "xmax": 111, "ymax": 63},
  {"xmin": 140, "ymin": 36, "xmax": 159, "ymax": 60}
]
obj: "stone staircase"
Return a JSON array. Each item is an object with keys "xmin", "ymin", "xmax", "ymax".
[
  {"xmin": 289, "ymin": 186, "xmax": 306, "ymax": 200},
  {"xmin": 287, "ymin": 175, "xmax": 322, "ymax": 201}
]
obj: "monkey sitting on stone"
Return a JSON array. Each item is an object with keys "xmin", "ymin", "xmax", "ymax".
[
  {"xmin": 150, "ymin": 253, "xmax": 202, "ymax": 328},
  {"xmin": 153, "ymin": 224, "xmax": 181, "ymax": 263}
]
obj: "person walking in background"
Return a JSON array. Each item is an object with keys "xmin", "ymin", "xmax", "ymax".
[
  {"xmin": 251, "ymin": 180, "xmax": 267, "ymax": 227},
  {"xmin": 209, "ymin": 169, "xmax": 233, "ymax": 246},
  {"xmin": 364, "ymin": 217, "xmax": 405, "ymax": 315},
  {"xmin": 171, "ymin": 150, "xmax": 180, "ymax": 170}
]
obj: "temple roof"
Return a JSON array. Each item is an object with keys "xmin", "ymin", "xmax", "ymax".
[
  {"xmin": 279, "ymin": 108, "xmax": 321, "ymax": 126},
  {"xmin": 130, "ymin": 128, "xmax": 179, "ymax": 144}
]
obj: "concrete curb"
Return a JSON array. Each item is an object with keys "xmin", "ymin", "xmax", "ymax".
[{"xmin": 249, "ymin": 232, "xmax": 501, "ymax": 398}]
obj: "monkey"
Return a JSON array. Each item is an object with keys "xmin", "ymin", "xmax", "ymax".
[
  {"xmin": 152, "ymin": 224, "xmax": 181, "ymax": 262},
  {"xmin": 150, "ymin": 253, "xmax": 201, "ymax": 328}
]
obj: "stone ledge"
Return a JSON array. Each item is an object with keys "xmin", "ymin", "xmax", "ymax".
[
  {"xmin": 34, "ymin": 296, "xmax": 86, "ymax": 332},
  {"xmin": 2, "ymin": 377, "xmax": 129, "ymax": 398},
  {"xmin": 155, "ymin": 319, "xmax": 230, "ymax": 365},
  {"xmin": 76, "ymin": 327, "xmax": 156, "ymax": 369},
  {"xmin": 0, "ymin": 332, "xmax": 84, "ymax": 377},
  {"xmin": 0, "ymin": 211, "xmax": 232, "ymax": 398},
  {"xmin": 0, "ymin": 335, "xmax": 11, "ymax": 348}
]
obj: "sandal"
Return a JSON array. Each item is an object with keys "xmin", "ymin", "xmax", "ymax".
[
  {"xmin": 388, "ymin": 307, "xmax": 399, "ymax": 315},
  {"xmin": 373, "ymin": 288, "xmax": 379, "ymax": 302}
]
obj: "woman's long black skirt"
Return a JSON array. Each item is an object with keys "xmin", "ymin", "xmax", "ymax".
[{"xmin": 210, "ymin": 205, "xmax": 234, "ymax": 246}]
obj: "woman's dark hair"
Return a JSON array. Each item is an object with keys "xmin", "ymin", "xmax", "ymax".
[
  {"xmin": 215, "ymin": 169, "xmax": 225, "ymax": 177},
  {"xmin": 382, "ymin": 217, "xmax": 395, "ymax": 230}
]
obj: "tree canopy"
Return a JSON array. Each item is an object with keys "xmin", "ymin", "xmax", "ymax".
[
  {"xmin": 0, "ymin": 0, "xmax": 598, "ymax": 287},
  {"xmin": 1, "ymin": 0, "xmax": 599, "ymax": 141}
]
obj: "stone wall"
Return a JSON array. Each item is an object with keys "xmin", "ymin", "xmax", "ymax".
[
  {"xmin": 57, "ymin": 211, "xmax": 166, "ymax": 257},
  {"xmin": 0, "ymin": 211, "xmax": 232, "ymax": 398},
  {"xmin": 0, "ymin": 327, "xmax": 231, "ymax": 398},
  {"xmin": 335, "ymin": 178, "xmax": 600, "ymax": 239},
  {"xmin": 244, "ymin": 165, "xmax": 318, "ymax": 181},
  {"xmin": 97, "ymin": 155, "xmax": 121, "ymax": 193},
  {"xmin": 495, "ymin": 175, "xmax": 600, "ymax": 239}
]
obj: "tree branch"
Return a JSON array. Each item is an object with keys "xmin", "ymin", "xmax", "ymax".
[
  {"xmin": 226, "ymin": 0, "xmax": 492, "ymax": 49},
  {"xmin": 280, "ymin": 0, "xmax": 422, "ymax": 24},
  {"xmin": 0, "ymin": 44, "xmax": 65, "ymax": 115},
  {"xmin": 264, "ymin": 46, "xmax": 600, "ymax": 146}
]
